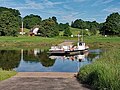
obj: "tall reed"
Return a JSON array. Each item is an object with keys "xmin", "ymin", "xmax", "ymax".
[{"xmin": 77, "ymin": 48, "xmax": 120, "ymax": 90}]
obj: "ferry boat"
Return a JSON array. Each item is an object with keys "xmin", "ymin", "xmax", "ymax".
[
  {"xmin": 48, "ymin": 41, "xmax": 89, "ymax": 55},
  {"xmin": 48, "ymin": 34, "xmax": 89, "ymax": 55}
]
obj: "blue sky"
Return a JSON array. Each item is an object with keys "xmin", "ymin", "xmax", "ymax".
[{"xmin": 0, "ymin": 0, "xmax": 120, "ymax": 23}]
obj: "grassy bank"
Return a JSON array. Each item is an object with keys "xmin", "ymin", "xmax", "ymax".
[
  {"xmin": 0, "ymin": 36, "xmax": 120, "ymax": 49},
  {"xmin": 0, "ymin": 68, "xmax": 17, "ymax": 81},
  {"xmin": 77, "ymin": 48, "xmax": 120, "ymax": 90},
  {"xmin": 0, "ymin": 36, "xmax": 65, "ymax": 49}
]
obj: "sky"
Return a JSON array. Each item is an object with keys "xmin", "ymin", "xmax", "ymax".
[{"xmin": 0, "ymin": 0, "xmax": 120, "ymax": 23}]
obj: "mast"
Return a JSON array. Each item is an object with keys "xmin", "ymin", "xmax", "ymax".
[
  {"xmin": 21, "ymin": 18, "xmax": 24, "ymax": 35},
  {"xmin": 77, "ymin": 34, "xmax": 80, "ymax": 47},
  {"xmin": 82, "ymin": 29, "xmax": 83, "ymax": 42},
  {"xmin": 78, "ymin": 34, "xmax": 80, "ymax": 43}
]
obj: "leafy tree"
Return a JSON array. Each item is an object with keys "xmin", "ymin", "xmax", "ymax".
[
  {"xmin": 59, "ymin": 23, "xmax": 66, "ymax": 31},
  {"xmin": 0, "ymin": 7, "xmax": 21, "ymax": 27},
  {"xmin": 71, "ymin": 19, "xmax": 100, "ymax": 35},
  {"xmin": 89, "ymin": 21, "xmax": 100, "ymax": 35},
  {"xmin": 63, "ymin": 23, "xmax": 72, "ymax": 36},
  {"xmin": 101, "ymin": 12, "xmax": 120, "ymax": 35},
  {"xmin": 23, "ymin": 14, "xmax": 42, "ymax": 29},
  {"xmin": 0, "ymin": 11, "xmax": 19, "ymax": 36},
  {"xmin": 71, "ymin": 19, "xmax": 86, "ymax": 29},
  {"xmin": 0, "ymin": 7, "xmax": 21, "ymax": 17},
  {"xmin": 39, "ymin": 18, "xmax": 59, "ymax": 37},
  {"xmin": 52, "ymin": 16, "xmax": 58, "ymax": 24}
]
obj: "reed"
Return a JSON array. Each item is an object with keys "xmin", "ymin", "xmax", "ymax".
[{"xmin": 77, "ymin": 48, "xmax": 120, "ymax": 90}]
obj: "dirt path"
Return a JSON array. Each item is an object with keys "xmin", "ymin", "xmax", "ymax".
[{"xmin": 0, "ymin": 72, "xmax": 90, "ymax": 90}]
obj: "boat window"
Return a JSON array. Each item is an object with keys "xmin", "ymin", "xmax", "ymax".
[{"xmin": 79, "ymin": 43, "xmax": 82, "ymax": 46}]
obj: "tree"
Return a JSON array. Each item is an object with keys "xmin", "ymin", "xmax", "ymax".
[
  {"xmin": 59, "ymin": 23, "xmax": 66, "ymax": 31},
  {"xmin": 23, "ymin": 14, "xmax": 42, "ymax": 29},
  {"xmin": 89, "ymin": 21, "xmax": 100, "ymax": 35},
  {"xmin": 71, "ymin": 19, "xmax": 86, "ymax": 29},
  {"xmin": 39, "ymin": 18, "xmax": 59, "ymax": 37},
  {"xmin": 0, "ymin": 7, "xmax": 21, "ymax": 27},
  {"xmin": 71, "ymin": 19, "xmax": 100, "ymax": 35},
  {"xmin": 0, "ymin": 11, "xmax": 19, "ymax": 36},
  {"xmin": 63, "ymin": 23, "xmax": 72, "ymax": 36},
  {"xmin": 101, "ymin": 12, "xmax": 120, "ymax": 35},
  {"xmin": 52, "ymin": 16, "xmax": 58, "ymax": 24}
]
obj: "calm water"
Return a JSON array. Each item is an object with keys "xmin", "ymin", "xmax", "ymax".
[{"xmin": 0, "ymin": 49, "xmax": 101, "ymax": 72}]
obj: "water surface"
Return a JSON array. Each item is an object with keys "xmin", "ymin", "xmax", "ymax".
[{"xmin": 0, "ymin": 49, "xmax": 101, "ymax": 72}]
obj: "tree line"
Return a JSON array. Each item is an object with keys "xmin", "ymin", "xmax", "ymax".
[
  {"xmin": 71, "ymin": 13, "xmax": 120, "ymax": 36},
  {"xmin": 0, "ymin": 7, "xmax": 120, "ymax": 37}
]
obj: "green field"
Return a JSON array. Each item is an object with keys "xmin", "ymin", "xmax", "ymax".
[
  {"xmin": 0, "ymin": 35, "xmax": 120, "ymax": 49},
  {"xmin": 0, "ymin": 36, "xmax": 65, "ymax": 49}
]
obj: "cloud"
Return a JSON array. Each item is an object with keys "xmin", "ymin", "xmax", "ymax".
[
  {"xmin": 63, "ymin": 5, "xmax": 73, "ymax": 10},
  {"xmin": 92, "ymin": 0, "xmax": 113, "ymax": 6},
  {"xmin": 103, "ymin": 7, "xmax": 120, "ymax": 13},
  {"xmin": 84, "ymin": 18, "xmax": 96, "ymax": 21},
  {"xmin": 25, "ymin": 0, "xmax": 44, "ymax": 9},
  {"xmin": 43, "ymin": 0, "xmax": 64, "ymax": 7},
  {"xmin": 73, "ymin": 0, "xmax": 86, "ymax": 2},
  {"xmin": 0, "ymin": 0, "xmax": 64, "ymax": 10},
  {"xmin": 61, "ymin": 12, "xmax": 85, "ymax": 23},
  {"xmin": 102, "ymin": 0, "xmax": 113, "ymax": 4}
]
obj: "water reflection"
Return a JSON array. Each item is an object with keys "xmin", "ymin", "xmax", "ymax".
[
  {"xmin": 0, "ymin": 50, "xmax": 20, "ymax": 70},
  {"xmin": 23, "ymin": 49, "xmax": 55, "ymax": 67},
  {"xmin": 0, "ymin": 49, "xmax": 101, "ymax": 72}
]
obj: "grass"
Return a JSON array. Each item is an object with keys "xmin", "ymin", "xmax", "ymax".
[
  {"xmin": 84, "ymin": 36, "xmax": 120, "ymax": 49},
  {"xmin": 70, "ymin": 27, "xmax": 81, "ymax": 36},
  {"xmin": 0, "ymin": 36, "xmax": 65, "ymax": 49},
  {"xmin": 0, "ymin": 35, "xmax": 120, "ymax": 49},
  {"xmin": 77, "ymin": 48, "xmax": 120, "ymax": 90},
  {"xmin": 0, "ymin": 68, "xmax": 17, "ymax": 81}
]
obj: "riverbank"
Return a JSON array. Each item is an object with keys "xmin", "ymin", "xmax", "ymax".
[
  {"xmin": 77, "ymin": 47, "xmax": 120, "ymax": 90},
  {"xmin": 0, "ymin": 36, "xmax": 120, "ymax": 49},
  {"xmin": 0, "ymin": 68, "xmax": 16, "ymax": 81},
  {"xmin": 0, "ymin": 36, "xmax": 64, "ymax": 49}
]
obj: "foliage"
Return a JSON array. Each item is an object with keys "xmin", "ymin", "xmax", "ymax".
[
  {"xmin": 71, "ymin": 19, "xmax": 100, "ymax": 35},
  {"xmin": 0, "ymin": 7, "xmax": 21, "ymax": 16},
  {"xmin": 52, "ymin": 16, "xmax": 58, "ymax": 24},
  {"xmin": 100, "ymin": 12, "xmax": 120, "ymax": 35},
  {"xmin": 58, "ymin": 23, "xmax": 72, "ymax": 36},
  {"xmin": 77, "ymin": 48, "xmax": 120, "ymax": 90},
  {"xmin": 59, "ymin": 23, "xmax": 66, "ymax": 31},
  {"xmin": 0, "ymin": 11, "xmax": 20, "ymax": 36},
  {"xmin": 88, "ymin": 21, "xmax": 100, "ymax": 35},
  {"xmin": 39, "ymin": 18, "xmax": 59, "ymax": 37},
  {"xmin": 23, "ymin": 14, "xmax": 42, "ymax": 29},
  {"xmin": 71, "ymin": 19, "xmax": 86, "ymax": 29},
  {"xmin": 0, "ymin": 7, "xmax": 21, "ymax": 28},
  {"xmin": 63, "ymin": 23, "xmax": 71, "ymax": 36}
]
